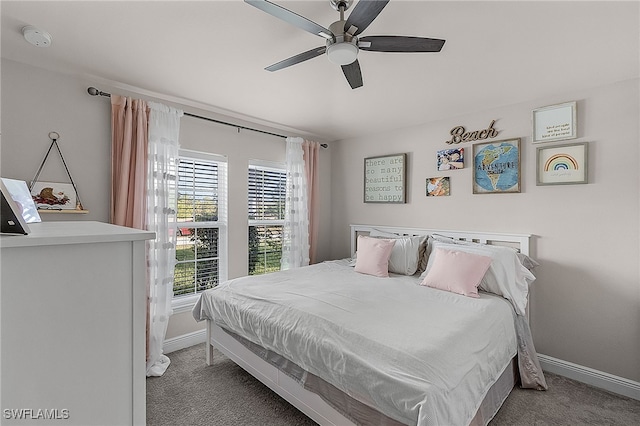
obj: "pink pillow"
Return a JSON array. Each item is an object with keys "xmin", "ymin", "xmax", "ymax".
[
  {"xmin": 354, "ymin": 235, "xmax": 396, "ymax": 277},
  {"xmin": 420, "ymin": 248, "xmax": 492, "ymax": 297}
]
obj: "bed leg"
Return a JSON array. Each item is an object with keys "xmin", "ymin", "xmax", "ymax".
[{"xmin": 205, "ymin": 321, "xmax": 213, "ymax": 366}]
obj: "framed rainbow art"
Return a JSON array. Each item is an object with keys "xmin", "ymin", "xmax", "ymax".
[{"xmin": 536, "ymin": 142, "xmax": 588, "ymax": 185}]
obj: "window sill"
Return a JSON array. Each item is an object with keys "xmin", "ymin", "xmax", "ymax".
[{"xmin": 172, "ymin": 295, "xmax": 200, "ymax": 315}]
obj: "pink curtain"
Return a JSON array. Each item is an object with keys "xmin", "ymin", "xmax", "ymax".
[
  {"xmin": 110, "ymin": 95, "xmax": 149, "ymax": 229},
  {"xmin": 302, "ymin": 140, "xmax": 320, "ymax": 264},
  {"xmin": 110, "ymin": 95, "xmax": 150, "ymax": 360}
]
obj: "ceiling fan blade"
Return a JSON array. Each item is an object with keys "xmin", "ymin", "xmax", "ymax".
[
  {"xmin": 359, "ymin": 35, "xmax": 445, "ymax": 52},
  {"xmin": 245, "ymin": 0, "xmax": 333, "ymax": 39},
  {"xmin": 341, "ymin": 60, "xmax": 363, "ymax": 89},
  {"xmin": 266, "ymin": 46, "xmax": 327, "ymax": 72},
  {"xmin": 344, "ymin": 0, "xmax": 389, "ymax": 36}
]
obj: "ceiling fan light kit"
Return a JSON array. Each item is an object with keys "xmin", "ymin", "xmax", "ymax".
[
  {"xmin": 246, "ymin": 0, "xmax": 445, "ymax": 89},
  {"xmin": 326, "ymin": 42, "xmax": 358, "ymax": 65},
  {"xmin": 326, "ymin": 18, "xmax": 359, "ymax": 65}
]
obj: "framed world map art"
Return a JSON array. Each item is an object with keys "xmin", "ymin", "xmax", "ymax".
[{"xmin": 472, "ymin": 138, "xmax": 521, "ymax": 194}]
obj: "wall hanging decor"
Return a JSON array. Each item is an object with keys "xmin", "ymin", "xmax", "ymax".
[
  {"xmin": 437, "ymin": 148, "xmax": 464, "ymax": 171},
  {"xmin": 364, "ymin": 153, "xmax": 406, "ymax": 203},
  {"xmin": 31, "ymin": 181, "xmax": 76, "ymax": 210},
  {"xmin": 426, "ymin": 177, "xmax": 450, "ymax": 196},
  {"xmin": 29, "ymin": 132, "xmax": 87, "ymax": 213},
  {"xmin": 536, "ymin": 142, "xmax": 588, "ymax": 185},
  {"xmin": 445, "ymin": 120, "xmax": 499, "ymax": 145},
  {"xmin": 472, "ymin": 138, "xmax": 521, "ymax": 194},
  {"xmin": 532, "ymin": 101, "xmax": 577, "ymax": 143}
]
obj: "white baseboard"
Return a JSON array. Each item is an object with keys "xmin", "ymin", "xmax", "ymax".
[
  {"xmin": 538, "ymin": 354, "xmax": 640, "ymax": 401},
  {"xmin": 163, "ymin": 329, "xmax": 207, "ymax": 354}
]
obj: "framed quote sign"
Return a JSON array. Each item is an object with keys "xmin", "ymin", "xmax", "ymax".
[
  {"xmin": 364, "ymin": 153, "xmax": 406, "ymax": 203},
  {"xmin": 532, "ymin": 101, "xmax": 577, "ymax": 143}
]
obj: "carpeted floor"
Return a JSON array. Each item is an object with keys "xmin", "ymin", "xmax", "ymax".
[{"xmin": 147, "ymin": 344, "xmax": 640, "ymax": 425}]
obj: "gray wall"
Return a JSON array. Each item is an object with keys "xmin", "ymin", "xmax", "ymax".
[
  {"xmin": 3, "ymin": 58, "xmax": 638, "ymax": 384},
  {"xmin": 329, "ymin": 78, "xmax": 640, "ymax": 382},
  {"xmin": 1, "ymin": 59, "xmax": 112, "ymax": 223},
  {"xmin": 0, "ymin": 58, "xmax": 332, "ymax": 339}
]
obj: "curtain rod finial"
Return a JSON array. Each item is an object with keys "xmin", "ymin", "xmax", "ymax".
[{"xmin": 87, "ymin": 87, "xmax": 110, "ymax": 97}]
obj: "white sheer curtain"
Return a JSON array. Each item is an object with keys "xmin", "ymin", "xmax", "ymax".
[
  {"xmin": 281, "ymin": 137, "xmax": 310, "ymax": 270},
  {"xmin": 146, "ymin": 101, "xmax": 183, "ymax": 376}
]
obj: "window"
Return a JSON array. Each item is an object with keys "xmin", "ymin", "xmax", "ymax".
[
  {"xmin": 173, "ymin": 150, "xmax": 227, "ymax": 304},
  {"xmin": 248, "ymin": 162, "xmax": 286, "ymax": 275}
]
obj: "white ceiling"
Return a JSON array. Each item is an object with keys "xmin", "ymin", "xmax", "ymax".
[{"xmin": 2, "ymin": 1, "xmax": 638, "ymax": 142}]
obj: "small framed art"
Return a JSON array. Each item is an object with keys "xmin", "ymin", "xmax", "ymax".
[
  {"xmin": 1, "ymin": 178, "xmax": 41, "ymax": 223},
  {"xmin": 437, "ymin": 148, "xmax": 464, "ymax": 171},
  {"xmin": 364, "ymin": 153, "xmax": 406, "ymax": 203},
  {"xmin": 30, "ymin": 181, "xmax": 77, "ymax": 210},
  {"xmin": 472, "ymin": 138, "xmax": 521, "ymax": 194},
  {"xmin": 1, "ymin": 179, "xmax": 30, "ymax": 235},
  {"xmin": 532, "ymin": 101, "xmax": 577, "ymax": 143},
  {"xmin": 426, "ymin": 177, "xmax": 450, "ymax": 196},
  {"xmin": 536, "ymin": 142, "xmax": 588, "ymax": 185}
]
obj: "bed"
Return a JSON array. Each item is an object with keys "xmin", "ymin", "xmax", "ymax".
[{"xmin": 193, "ymin": 224, "xmax": 547, "ymax": 425}]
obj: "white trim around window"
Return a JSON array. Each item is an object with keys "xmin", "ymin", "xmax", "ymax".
[
  {"xmin": 172, "ymin": 149, "xmax": 228, "ymax": 311},
  {"xmin": 248, "ymin": 160, "xmax": 287, "ymax": 276}
]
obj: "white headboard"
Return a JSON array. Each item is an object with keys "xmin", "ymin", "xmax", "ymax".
[{"xmin": 350, "ymin": 224, "xmax": 531, "ymax": 256}]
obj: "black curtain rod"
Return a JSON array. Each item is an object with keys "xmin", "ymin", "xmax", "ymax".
[{"xmin": 87, "ymin": 87, "xmax": 327, "ymax": 148}]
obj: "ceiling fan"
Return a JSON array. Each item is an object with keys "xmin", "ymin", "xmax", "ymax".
[{"xmin": 245, "ymin": 0, "xmax": 446, "ymax": 89}]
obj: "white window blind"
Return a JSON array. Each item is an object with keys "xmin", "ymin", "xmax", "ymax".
[
  {"xmin": 174, "ymin": 151, "xmax": 227, "ymax": 298},
  {"xmin": 248, "ymin": 163, "xmax": 286, "ymax": 275}
]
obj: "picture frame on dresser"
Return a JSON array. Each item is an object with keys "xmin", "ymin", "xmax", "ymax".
[
  {"xmin": 1, "ymin": 178, "xmax": 41, "ymax": 224},
  {"xmin": 0, "ymin": 179, "xmax": 30, "ymax": 235}
]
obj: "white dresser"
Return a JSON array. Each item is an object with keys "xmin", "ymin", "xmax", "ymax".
[{"xmin": 1, "ymin": 221, "xmax": 155, "ymax": 425}]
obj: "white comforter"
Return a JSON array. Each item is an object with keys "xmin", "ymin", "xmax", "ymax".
[{"xmin": 193, "ymin": 261, "xmax": 517, "ymax": 426}]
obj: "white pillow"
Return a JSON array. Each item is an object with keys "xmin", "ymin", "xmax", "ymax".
[
  {"xmin": 431, "ymin": 234, "xmax": 540, "ymax": 270},
  {"xmin": 420, "ymin": 240, "xmax": 536, "ymax": 315},
  {"xmin": 369, "ymin": 229, "xmax": 424, "ymax": 275}
]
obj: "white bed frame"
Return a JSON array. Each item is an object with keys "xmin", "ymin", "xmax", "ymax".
[
  {"xmin": 205, "ymin": 224, "xmax": 532, "ymax": 426},
  {"xmin": 349, "ymin": 224, "xmax": 531, "ymax": 257}
]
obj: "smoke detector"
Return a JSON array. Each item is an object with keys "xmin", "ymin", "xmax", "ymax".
[{"xmin": 22, "ymin": 26, "xmax": 52, "ymax": 48}]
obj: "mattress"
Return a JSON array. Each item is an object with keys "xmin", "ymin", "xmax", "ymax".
[
  {"xmin": 194, "ymin": 260, "xmax": 519, "ymax": 426},
  {"xmin": 216, "ymin": 326, "xmax": 517, "ymax": 426}
]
